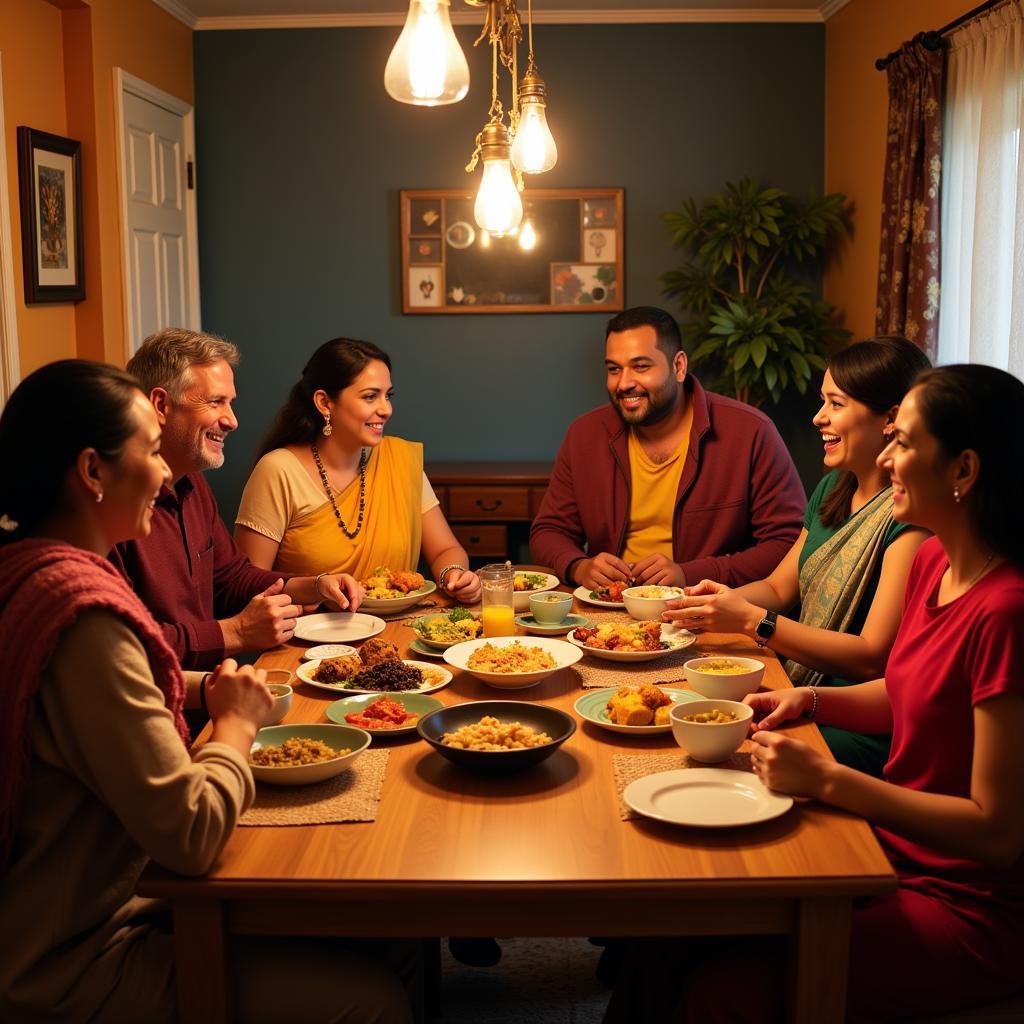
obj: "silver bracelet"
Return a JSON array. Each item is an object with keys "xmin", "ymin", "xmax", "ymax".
[
  {"xmin": 438, "ymin": 563, "xmax": 467, "ymax": 590},
  {"xmin": 314, "ymin": 572, "xmax": 329, "ymax": 600},
  {"xmin": 804, "ymin": 685, "xmax": 819, "ymax": 720}
]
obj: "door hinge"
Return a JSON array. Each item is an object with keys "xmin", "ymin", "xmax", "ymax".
[{"xmin": 187, "ymin": 160, "xmax": 194, "ymax": 190}]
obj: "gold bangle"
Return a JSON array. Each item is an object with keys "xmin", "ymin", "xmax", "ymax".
[{"xmin": 438, "ymin": 563, "xmax": 467, "ymax": 590}]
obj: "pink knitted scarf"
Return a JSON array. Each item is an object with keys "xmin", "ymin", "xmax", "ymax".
[{"xmin": 0, "ymin": 538, "xmax": 189, "ymax": 870}]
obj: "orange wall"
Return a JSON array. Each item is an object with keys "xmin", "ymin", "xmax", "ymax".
[
  {"xmin": 0, "ymin": 0, "xmax": 192, "ymax": 376},
  {"xmin": 824, "ymin": 0, "xmax": 965, "ymax": 341}
]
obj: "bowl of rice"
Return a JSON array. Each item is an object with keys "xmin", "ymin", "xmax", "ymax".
[
  {"xmin": 622, "ymin": 584, "xmax": 685, "ymax": 621},
  {"xmin": 443, "ymin": 636, "xmax": 582, "ymax": 689},
  {"xmin": 248, "ymin": 723, "xmax": 371, "ymax": 785},
  {"xmin": 417, "ymin": 700, "xmax": 576, "ymax": 772}
]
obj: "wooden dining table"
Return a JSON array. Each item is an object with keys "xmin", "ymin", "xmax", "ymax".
[{"xmin": 139, "ymin": 589, "xmax": 896, "ymax": 1024}]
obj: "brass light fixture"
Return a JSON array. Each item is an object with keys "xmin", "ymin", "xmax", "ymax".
[{"xmin": 386, "ymin": 0, "xmax": 558, "ymax": 236}]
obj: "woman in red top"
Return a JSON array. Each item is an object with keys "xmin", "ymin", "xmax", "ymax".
[{"xmin": 603, "ymin": 364, "xmax": 1024, "ymax": 1022}]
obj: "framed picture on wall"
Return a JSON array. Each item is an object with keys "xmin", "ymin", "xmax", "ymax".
[
  {"xmin": 16, "ymin": 127, "xmax": 85, "ymax": 304},
  {"xmin": 399, "ymin": 188, "xmax": 624, "ymax": 314}
]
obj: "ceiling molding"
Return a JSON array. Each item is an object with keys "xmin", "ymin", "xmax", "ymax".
[
  {"xmin": 819, "ymin": 0, "xmax": 852, "ymax": 19},
  {"xmin": 151, "ymin": 0, "xmax": 199, "ymax": 28},
  {"xmin": 193, "ymin": 7, "xmax": 831, "ymax": 30}
]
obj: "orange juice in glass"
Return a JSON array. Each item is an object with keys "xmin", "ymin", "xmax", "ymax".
[{"xmin": 480, "ymin": 563, "xmax": 515, "ymax": 637}]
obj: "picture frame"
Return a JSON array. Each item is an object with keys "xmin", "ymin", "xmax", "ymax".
[
  {"xmin": 400, "ymin": 188, "xmax": 624, "ymax": 314},
  {"xmin": 17, "ymin": 127, "xmax": 85, "ymax": 304}
]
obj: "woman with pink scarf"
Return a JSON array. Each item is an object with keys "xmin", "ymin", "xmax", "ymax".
[{"xmin": 0, "ymin": 360, "xmax": 417, "ymax": 1022}]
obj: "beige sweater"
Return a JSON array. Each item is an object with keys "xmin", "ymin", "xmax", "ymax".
[{"xmin": 0, "ymin": 609, "xmax": 253, "ymax": 1021}]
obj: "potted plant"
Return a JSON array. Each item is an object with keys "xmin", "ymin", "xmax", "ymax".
[{"xmin": 661, "ymin": 177, "xmax": 850, "ymax": 406}]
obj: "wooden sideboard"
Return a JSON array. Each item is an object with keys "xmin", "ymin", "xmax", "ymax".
[{"xmin": 425, "ymin": 461, "xmax": 553, "ymax": 563}]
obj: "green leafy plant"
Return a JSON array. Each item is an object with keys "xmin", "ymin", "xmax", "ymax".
[{"xmin": 661, "ymin": 177, "xmax": 851, "ymax": 406}]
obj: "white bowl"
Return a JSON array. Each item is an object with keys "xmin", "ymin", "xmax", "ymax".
[
  {"xmin": 261, "ymin": 680, "xmax": 293, "ymax": 726},
  {"xmin": 622, "ymin": 585, "xmax": 685, "ymax": 621},
  {"xmin": 670, "ymin": 700, "xmax": 753, "ymax": 763},
  {"xmin": 684, "ymin": 657, "xmax": 765, "ymax": 701},
  {"xmin": 443, "ymin": 635, "xmax": 582, "ymax": 689},
  {"xmin": 249, "ymin": 723, "xmax": 370, "ymax": 785},
  {"xmin": 512, "ymin": 571, "xmax": 560, "ymax": 612},
  {"xmin": 359, "ymin": 581, "xmax": 437, "ymax": 614}
]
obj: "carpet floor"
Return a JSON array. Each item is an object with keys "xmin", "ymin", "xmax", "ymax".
[{"xmin": 435, "ymin": 938, "xmax": 610, "ymax": 1023}]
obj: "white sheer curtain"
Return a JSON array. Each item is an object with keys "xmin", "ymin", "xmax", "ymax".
[{"xmin": 938, "ymin": 0, "xmax": 1024, "ymax": 376}]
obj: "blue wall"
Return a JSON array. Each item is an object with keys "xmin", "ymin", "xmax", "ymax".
[{"xmin": 193, "ymin": 22, "xmax": 826, "ymax": 518}]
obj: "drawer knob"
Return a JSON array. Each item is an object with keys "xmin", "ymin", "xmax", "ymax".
[{"xmin": 476, "ymin": 499, "xmax": 503, "ymax": 512}]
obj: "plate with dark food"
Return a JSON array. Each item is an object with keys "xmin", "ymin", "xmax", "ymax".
[{"xmin": 296, "ymin": 653, "xmax": 452, "ymax": 695}]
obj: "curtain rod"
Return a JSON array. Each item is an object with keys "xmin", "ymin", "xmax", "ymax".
[{"xmin": 875, "ymin": 0, "xmax": 1007, "ymax": 70}]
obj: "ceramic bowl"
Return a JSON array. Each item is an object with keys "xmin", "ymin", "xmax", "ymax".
[
  {"xmin": 417, "ymin": 701, "xmax": 575, "ymax": 773},
  {"xmin": 248, "ymin": 723, "xmax": 371, "ymax": 785},
  {"xmin": 528, "ymin": 590, "xmax": 573, "ymax": 625},
  {"xmin": 621, "ymin": 585, "xmax": 686, "ymax": 621},
  {"xmin": 669, "ymin": 699, "xmax": 753, "ymax": 763},
  {"xmin": 684, "ymin": 657, "xmax": 765, "ymax": 701},
  {"xmin": 511, "ymin": 572, "xmax": 560, "ymax": 612},
  {"xmin": 261, "ymin": 680, "xmax": 293, "ymax": 726}
]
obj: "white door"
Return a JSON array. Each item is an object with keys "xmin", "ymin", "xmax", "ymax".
[{"xmin": 115, "ymin": 70, "xmax": 200, "ymax": 355}]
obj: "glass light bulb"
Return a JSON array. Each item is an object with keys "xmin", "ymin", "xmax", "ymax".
[
  {"xmin": 384, "ymin": 0, "xmax": 469, "ymax": 106},
  {"xmin": 518, "ymin": 219, "xmax": 537, "ymax": 250},
  {"xmin": 474, "ymin": 157, "xmax": 523, "ymax": 237},
  {"xmin": 510, "ymin": 98, "xmax": 558, "ymax": 173}
]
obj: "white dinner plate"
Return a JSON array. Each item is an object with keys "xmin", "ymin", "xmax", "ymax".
[
  {"xmin": 443, "ymin": 636, "xmax": 582, "ymax": 689},
  {"xmin": 294, "ymin": 612, "xmax": 386, "ymax": 644},
  {"xmin": 296, "ymin": 658, "xmax": 452, "ymax": 696},
  {"xmin": 573, "ymin": 585, "xmax": 626, "ymax": 609},
  {"xmin": 623, "ymin": 768, "xmax": 794, "ymax": 828},
  {"xmin": 566, "ymin": 623, "xmax": 696, "ymax": 662},
  {"xmin": 300, "ymin": 644, "xmax": 358, "ymax": 661}
]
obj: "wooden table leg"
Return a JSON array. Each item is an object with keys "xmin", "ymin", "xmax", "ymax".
[
  {"xmin": 172, "ymin": 900, "xmax": 229, "ymax": 1024},
  {"xmin": 788, "ymin": 897, "xmax": 851, "ymax": 1024}
]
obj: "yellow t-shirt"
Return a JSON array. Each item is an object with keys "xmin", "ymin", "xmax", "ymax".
[{"xmin": 622, "ymin": 408, "xmax": 693, "ymax": 564}]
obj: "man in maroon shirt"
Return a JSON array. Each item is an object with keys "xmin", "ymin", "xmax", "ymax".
[
  {"xmin": 530, "ymin": 306, "xmax": 805, "ymax": 590},
  {"xmin": 111, "ymin": 329, "xmax": 362, "ymax": 670}
]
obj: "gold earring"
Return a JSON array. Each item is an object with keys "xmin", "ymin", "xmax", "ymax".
[
  {"xmin": 96, "ymin": 491, "xmax": 104, "ymax": 503},
  {"xmin": 953, "ymin": 486, "xmax": 961, "ymax": 504},
  {"xmin": 322, "ymin": 413, "xmax": 332, "ymax": 437}
]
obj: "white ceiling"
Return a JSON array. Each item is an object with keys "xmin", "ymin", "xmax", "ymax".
[{"xmin": 154, "ymin": 0, "xmax": 851, "ymax": 30}]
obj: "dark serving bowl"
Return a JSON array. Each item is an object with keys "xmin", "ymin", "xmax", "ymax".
[{"xmin": 416, "ymin": 701, "xmax": 576, "ymax": 773}]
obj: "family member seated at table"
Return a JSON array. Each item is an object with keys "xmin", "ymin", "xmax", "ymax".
[
  {"xmin": 235, "ymin": 337, "xmax": 481, "ymax": 605},
  {"xmin": 111, "ymin": 329, "xmax": 362, "ymax": 671},
  {"xmin": 0, "ymin": 360, "xmax": 420, "ymax": 1024},
  {"xmin": 603, "ymin": 364, "xmax": 1024, "ymax": 1023},
  {"xmin": 662, "ymin": 336, "xmax": 931, "ymax": 776},
  {"xmin": 530, "ymin": 306, "xmax": 805, "ymax": 590}
]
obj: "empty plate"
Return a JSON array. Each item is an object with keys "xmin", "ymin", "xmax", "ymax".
[{"xmin": 293, "ymin": 612, "xmax": 386, "ymax": 644}]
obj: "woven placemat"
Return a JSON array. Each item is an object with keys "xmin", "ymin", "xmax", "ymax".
[
  {"xmin": 240, "ymin": 748, "xmax": 389, "ymax": 826},
  {"xmin": 569, "ymin": 646, "xmax": 699, "ymax": 689},
  {"xmin": 612, "ymin": 749, "xmax": 753, "ymax": 820},
  {"xmin": 378, "ymin": 598, "xmax": 442, "ymax": 622}
]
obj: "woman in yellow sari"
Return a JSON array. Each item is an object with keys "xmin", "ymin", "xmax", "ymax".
[{"xmin": 235, "ymin": 338, "xmax": 480, "ymax": 604}]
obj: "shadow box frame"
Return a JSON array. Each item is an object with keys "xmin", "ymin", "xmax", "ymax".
[
  {"xmin": 400, "ymin": 187, "xmax": 624, "ymax": 314},
  {"xmin": 16, "ymin": 127, "xmax": 85, "ymax": 304}
]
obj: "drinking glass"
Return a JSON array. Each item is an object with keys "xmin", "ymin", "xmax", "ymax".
[{"xmin": 479, "ymin": 563, "xmax": 515, "ymax": 637}]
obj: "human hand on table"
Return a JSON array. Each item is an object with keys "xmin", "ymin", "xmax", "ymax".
[
  {"xmin": 661, "ymin": 580, "xmax": 762, "ymax": 633},
  {"xmin": 313, "ymin": 573, "xmax": 364, "ymax": 613},
  {"xmin": 749, "ymin": 730, "xmax": 829, "ymax": 799},
  {"xmin": 205, "ymin": 659, "xmax": 271, "ymax": 727},
  {"xmin": 574, "ymin": 552, "xmax": 633, "ymax": 589},
  {"xmin": 221, "ymin": 579, "xmax": 303, "ymax": 653},
  {"xmin": 631, "ymin": 554, "xmax": 685, "ymax": 588},
  {"xmin": 744, "ymin": 687, "xmax": 813, "ymax": 731},
  {"xmin": 443, "ymin": 568, "xmax": 481, "ymax": 604}
]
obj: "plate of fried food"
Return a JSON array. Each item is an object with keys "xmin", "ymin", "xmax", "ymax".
[
  {"xmin": 358, "ymin": 566, "xmax": 438, "ymax": 613},
  {"xmin": 325, "ymin": 692, "xmax": 444, "ymax": 737},
  {"xmin": 512, "ymin": 571, "xmax": 560, "ymax": 611},
  {"xmin": 573, "ymin": 582, "xmax": 628, "ymax": 608},
  {"xmin": 567, "ymin": 621, "xmax": 697, "ymax": 662},
  {"xmin": 574, "ymin": 684, "xmax": 702, "ymax": 735},
  {"xmin": 296, "ymin": 637, "xmax": 453, "ymax": 695},
  {"xmin": 408, "ymin": 607, "xmax": 483, "ymax": 650},
  {"xmin": 443, "ymin": 636, "xmax": 582, "ymax": 689}
]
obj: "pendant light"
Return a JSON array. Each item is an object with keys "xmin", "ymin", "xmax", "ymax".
[{"xmin": 384, "ymin": 0, "xmax": 470, "ymax": 106}]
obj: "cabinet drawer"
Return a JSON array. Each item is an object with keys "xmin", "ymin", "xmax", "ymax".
[
  {"xmin": 448, "ymin": 486, "xmax": 531, "ymax": 521},
  {"xmin": 452, "ymin": 524, "xmax": 508, "ymax": 557}
]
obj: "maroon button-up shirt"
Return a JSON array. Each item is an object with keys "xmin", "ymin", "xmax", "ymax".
[{"xmin": 110, "ymin": 473, "xmax": 286, "ymax": 670}]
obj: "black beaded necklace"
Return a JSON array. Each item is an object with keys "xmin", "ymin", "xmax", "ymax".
[{"xmin": 311, "ymin": 444, "xmax": 367, "ymax": 539}]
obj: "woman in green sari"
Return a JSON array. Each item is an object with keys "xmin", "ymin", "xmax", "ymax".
[{"xmin": 662, "ymin": 337, "xmax": 931, "ymax": 776}]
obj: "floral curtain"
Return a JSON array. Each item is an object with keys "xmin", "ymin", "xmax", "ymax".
[{"xmin": 875, "ymin": 37, "xmax": 945, "ymax": 358}]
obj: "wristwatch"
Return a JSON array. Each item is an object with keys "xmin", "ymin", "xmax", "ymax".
[{"xmin": 754, "ymin": 610, "xmax": 778, "ymax": 647}]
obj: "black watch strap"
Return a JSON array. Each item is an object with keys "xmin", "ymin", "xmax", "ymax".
[{"xmin": 754, "ymin": 610, "xmax": 778, "ymax": 647}]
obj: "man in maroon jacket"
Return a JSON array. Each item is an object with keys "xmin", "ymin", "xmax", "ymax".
[
  {"xmin": 111, "ymin": 329, "xmax": 362, "ymax": 670},
  {"xmin": 530, "ymin": 306, "xmax": 805, "ymax": 590}
]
